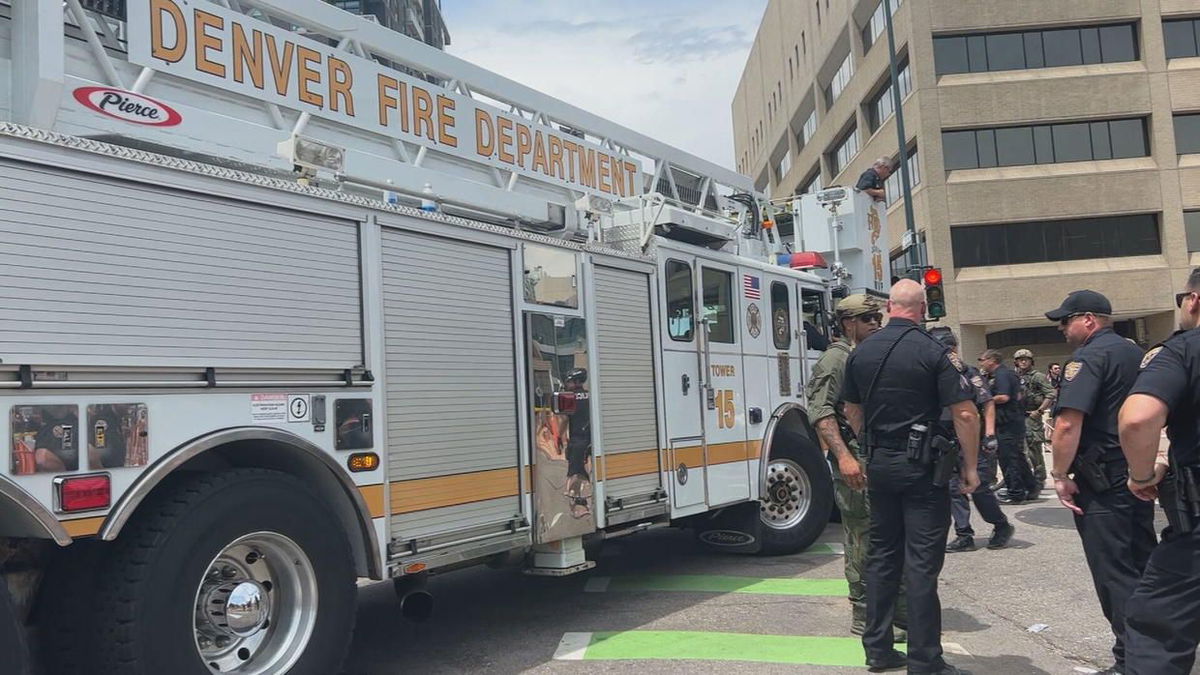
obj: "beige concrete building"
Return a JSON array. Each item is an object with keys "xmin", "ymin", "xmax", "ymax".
[{"xmin": 732, "ymin": 0, "xmax": 1200, "ymax": 365}]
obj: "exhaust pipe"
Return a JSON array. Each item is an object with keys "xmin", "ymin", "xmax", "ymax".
[
  {"xmin": 393, "ymin": 575, "xmax": 433, "ymax": 622},
  {"xmin": 399, "ymin": 589, "xmax": 434, "ymax": 621}
]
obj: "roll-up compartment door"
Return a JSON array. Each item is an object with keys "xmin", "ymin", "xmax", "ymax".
[
  {"xmin": 381, "ymin": 227, "xmax": 522, "ymax": 545},
  {"xmin": 0, "ymin": 160, "xmax": 362, "ymax": 368},
  {"xmin": 593, "ymin": 265, "xmax": 661, "ymax": 503}
]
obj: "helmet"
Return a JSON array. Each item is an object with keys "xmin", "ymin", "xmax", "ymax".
[
  {"xmin": 929, "ymin": 326, "xmax": 958, "ymax": 348},
  {"xmin": 1013, "ymin": 349, "xmax": 1034, "ymax": 361},
  {"xmin": 834, "ymin": 293, "xmax": 883, "ymax": 320}
]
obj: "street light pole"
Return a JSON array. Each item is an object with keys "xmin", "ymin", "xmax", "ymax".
[{"xmin": 881, "ymin": 0, "xmax": 921, "ymax": 270}]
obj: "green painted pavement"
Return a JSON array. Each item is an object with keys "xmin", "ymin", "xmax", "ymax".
[
  {"xmin": 604, "ymin": 574, "xmax": 847, "ymax": 596},
  {"xmin": 582, "ymin": 630, "xmax": 866, "ymax": 666}
]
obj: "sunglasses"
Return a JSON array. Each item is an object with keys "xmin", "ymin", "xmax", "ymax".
[
  {"xmin": 1058, "ymin": 313, "xmax": 1087, "ymax": 327},
  {"xmin": 1177, "ymin": 291, "xmax": 1196, "ymax": 308},
  {"xmin": 857, "ymin": 312, "xmax": 883, "ymax": 324}
]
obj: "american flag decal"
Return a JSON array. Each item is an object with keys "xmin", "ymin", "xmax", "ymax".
[{"xmin": 743, "ymin": 274, "xmax": 761, "ymax": 300}]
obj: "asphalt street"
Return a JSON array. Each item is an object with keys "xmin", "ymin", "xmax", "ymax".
[{"xmin": 344, "ymin": 485, "xmax": 1182, "ymax": 675}]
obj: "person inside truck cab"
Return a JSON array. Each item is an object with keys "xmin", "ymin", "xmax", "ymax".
[{"xmin": 855, "ymin": 158, "xmax": 893, "ymax": 202}]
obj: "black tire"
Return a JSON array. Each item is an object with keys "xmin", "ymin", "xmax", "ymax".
[
  {"xmin": 35, "ymin": 539, "xmax": 105, "ymax": 675},
  {"xmin": 757, "ymin": 430, "xmax": 834, "ymax": 555},
  {"xmin": 0, "ymin": 573, "xmax": 30, "ymax": 675},
  {"xmin": 89, "ymin": 469, "xmax": 357, "ymax": 675}
]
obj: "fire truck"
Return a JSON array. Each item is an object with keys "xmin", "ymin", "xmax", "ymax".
[{"xmin": 0, "ymin": 1, "xmax": 890, "ymax": 672}]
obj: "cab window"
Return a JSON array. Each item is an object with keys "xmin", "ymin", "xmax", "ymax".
[
  {"xmin": 702, "ymin": 268, "xmax": 736, "ymax": 344},
  {"xmin": 523, "ymin": 244, "xmax": 578, "ymax": 308},
  {"xmin": 665, "ymin": 260, "xmax": 695, "ymax": 342},
  {"xmin": 801, "ymin": 287, "xmax": 831, "ymax": 351},
  {"xmin": 771, "ymin": 282, "xmax": 791, "ymax": 349}
]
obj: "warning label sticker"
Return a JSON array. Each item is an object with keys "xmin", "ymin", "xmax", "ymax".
[{"xmin": 251, "ymin": 393, "xmax": 288, "ymax": 423}]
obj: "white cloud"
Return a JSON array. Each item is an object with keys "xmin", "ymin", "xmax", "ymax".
[{"xmin": 443, "ymin": 1, "xmax": 766, "ymax": 172}]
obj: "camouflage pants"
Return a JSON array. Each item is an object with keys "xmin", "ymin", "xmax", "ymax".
[
  {"xmin": 1025, "ymin": 414, "xmax": 1047, "ymax": 484},
  {"xmin": 835, "ymin": 473, "xmax": 907, "ymax": 626}
]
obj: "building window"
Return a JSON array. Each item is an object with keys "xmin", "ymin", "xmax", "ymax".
[
  {"xmin": 867, "ymin": 59, "xmax": 913, "ymax": 131},
  {"xmin": 1186, "ymin": 211, "xmax": 1200, "ymax": 252},
  {"xmin": 885, "ymin": 146, "xmax": 920, "ymax": 206},
  {"xmin": 942, "ymin": 117, "xmax": 1149, "ymax": 170},
  {"xmin": 987, "ymin": 321, "xmax": 1137, "ymax": 349},
  {"xmin": 798, "ymin": 110, "xmax": 818, "ymax": 149},
  {"xmin": 798, "ymin": 169, "xmax": 823, "ymax": 195},
  {"xmin": 1176, "ymin": 114, "xmax": 1200, "ymax": 155},
  {"xmin": 933, "ymin": 23, "xmax": 1139, "ymax": 75},
  {"xmin": 950, "ymin": 214, "xmax": 1161, "ymax": 268},
  {"xmin": 824, "ymin": 53, "xmax": 855, "ymax": 108},
  {"xmin": 828, "ymin": 125, "xmax": 860, "ymax": 176},
  {"xmin": 816, "ymin": 1, "xmax": 820, "ymax": 25},
  {"xmin": 1164, "ymin": 18, "xmax": 1200, "ymax": 59},
  {"xmin": 776, "ymin": 152, "xmax": 793, "ymax": 182},
  {"xmin": 862, "ymin": 0, "xmax": 904, "ymax": 52}
]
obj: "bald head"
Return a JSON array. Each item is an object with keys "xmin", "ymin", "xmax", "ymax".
[{"xmin": 887, "ymin": 279, "xmax": 926, "ymax": 321}]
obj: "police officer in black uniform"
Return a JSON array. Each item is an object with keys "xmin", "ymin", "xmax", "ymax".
[
  {"xmin": 1044, "ymin": 290, "xmax": 1155, "ymax": 675},
  {"xmin": 978, "ymin": 349, "xmax": 1040, "ymax": 503},
  {"xmin": 1119, "ymin": 268, "xmax": 1200, "ymax": 674},
  {"xmin": 931, "ymin": 330, "xmax": 1014, "ymax": 553},
  {"xmin": 842, "ymin": 279, "xmax": 980, "ymax": 675}
]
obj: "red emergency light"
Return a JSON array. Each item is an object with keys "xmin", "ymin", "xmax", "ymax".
[
  {"xmin": 56, "ymin": 474, "xmax": 111, "ymax": 512},
  {"xmin": 786, "ymin": 252, "xmax": 829, "ymax": 270},
  {"xmin": 923, "ymin": 268, "xmax": 943, "ymax": 285}
]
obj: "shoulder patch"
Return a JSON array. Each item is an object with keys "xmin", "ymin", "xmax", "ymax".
[
  {"xmin": 1064, "ymin": 361, "xmax": 1082, "ymax": 381},
  {"xmin": 970, "ymin": 375, "xmax": 985, "ymax": 389},
  {"xmin": 946, "ymin": 351, "xmax": 965, "ymax": 372},
  {"xmin": 1141, "ymin": 346, "xmax": 1163, "ymax": 369}
]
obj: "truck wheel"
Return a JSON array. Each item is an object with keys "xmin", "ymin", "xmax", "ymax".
[
  {"xmin": 0, "ymin": 574, "xmax": 30, "ymax": 675},
  {"xmin": 92, "ymin": 469, "xmax": 356, "ymax": 675},
  {"xmin": 758, "ymin": 431, "xmax": 833, "ymax": 555}
]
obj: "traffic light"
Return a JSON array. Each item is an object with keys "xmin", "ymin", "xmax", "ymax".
[{"xmin": 923, "ymin": 267, "xmax": 946, "ymax": 319}]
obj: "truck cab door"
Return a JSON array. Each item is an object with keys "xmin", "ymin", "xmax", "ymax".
[
  {"xmin": 659, "ymin": 257, "xmax": 706, "ymax": 512},
  {"xmin": 697, "ymin": 261, "xmax": 750, "ymax": 507},
  {"xmin": 798, "ymin": 285, "xmax": 832, "ymax": 396}
]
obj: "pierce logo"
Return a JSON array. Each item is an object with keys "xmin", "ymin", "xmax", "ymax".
[
  {"xmin": 73, "ymin": 87, "xmax": 182, "ymax": 127},
  {"xmin": 698, "ymin": 530, "xmax": 756, "ymax": 548}
]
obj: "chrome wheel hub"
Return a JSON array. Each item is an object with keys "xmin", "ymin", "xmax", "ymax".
[
  {"xmin": 760, "ymin": 459, "xmax": 813, "ymax": 530},
  {"xmin": 193, "ymin": 533, "xmax": 318, "ymax": 674}
]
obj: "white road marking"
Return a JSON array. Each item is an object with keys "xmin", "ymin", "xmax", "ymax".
[
  {"xmin": 943, "ymin": 642, "xmax": 971, "ymax": 656},
  {"xmin": 583, "ymin": 576, "xmax": 611, "ymax": 593},
  {"xmin": 553, "ymin": 632, "xmax": 593, "ymax": 660}
]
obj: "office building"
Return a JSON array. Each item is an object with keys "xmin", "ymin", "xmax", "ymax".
[{"xmin": 733, "ymin": 0, "xmax": 1200, "ymax": 363}]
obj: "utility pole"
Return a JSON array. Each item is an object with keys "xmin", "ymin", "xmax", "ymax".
[{"xmin": 882, "ymin": 0, "xmax": 922, "ymax": 271}]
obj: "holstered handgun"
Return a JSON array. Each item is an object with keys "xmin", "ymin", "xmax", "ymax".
[
  {"xmin": 1164, "ymin": 464, "xmax": 1200, "ymax": 535},
  {"xmin": 1070, "ymin": 448, "xmax": 1110, "ymax": 493},
  {"xmin": 931, "ymin": 435, "xmax": 958, "ymax": 488}
]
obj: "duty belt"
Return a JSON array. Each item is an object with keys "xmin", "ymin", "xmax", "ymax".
[{"xmin": 1162, "ymin": 464, "xmax": 1200, "ymax": 535}]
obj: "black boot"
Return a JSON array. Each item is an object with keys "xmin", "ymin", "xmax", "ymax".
[{"xmin": 945, "ymin": 535, "xmax": 975, "ymax": 553}]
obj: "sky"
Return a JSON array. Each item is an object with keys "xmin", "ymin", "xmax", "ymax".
[{"xmin": 441, "ymin": 0, "xmax": 769, "ymax": 172}]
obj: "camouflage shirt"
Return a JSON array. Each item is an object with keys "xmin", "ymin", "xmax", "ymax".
[
  {"xmin": 1017, "ymin": 368, "xmax": 1056, "ymax": 411},
  {"xmin": 805, "ymin": 338, "xmax": 858, "ymax": 466}
]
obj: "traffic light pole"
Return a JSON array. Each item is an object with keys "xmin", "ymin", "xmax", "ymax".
[{"xmin": 882, "ymin": 0, "xmax": 921, "ymax": 270}]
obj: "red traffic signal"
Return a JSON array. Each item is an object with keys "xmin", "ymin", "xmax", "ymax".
[{"xmin": 923, "ymin": 267, "xmax": 946, "ymax": 320}]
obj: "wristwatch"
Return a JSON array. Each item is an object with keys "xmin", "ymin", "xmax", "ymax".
[{"xmin": 1050, "ymin": 470, "xmax": 1070, "ymax": 480}]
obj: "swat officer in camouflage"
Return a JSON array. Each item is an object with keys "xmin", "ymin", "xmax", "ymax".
[
  {"xmin": 1015, "ymin": 349, "xmax": 1056, "ymax": 487},
  {"xmin": 806, "ymin": 293, "xmax": 907, "ymax": 641}
]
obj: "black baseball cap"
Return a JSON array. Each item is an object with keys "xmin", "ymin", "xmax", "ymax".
[
  {"xmin": 1044, "ymin": 290, "xmax": 1113, "ymax": 321},
  {"xmin": 929, "ymin": 326, "xmax": 958, "ymax": 348}
]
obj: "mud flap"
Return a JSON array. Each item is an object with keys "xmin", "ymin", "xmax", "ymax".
[{"xmin": 693, "ymin": 502, "xmax": 763, "ymax": 554}]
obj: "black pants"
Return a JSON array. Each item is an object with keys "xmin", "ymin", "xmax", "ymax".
[
  {"xmin": 864, "ymin": 447, "xmax": 950, "ymax": 673},
  {"xmin": 1074, "ymin": 476, "xmax": 1156, "ymax": 670},
  {"xmin": 998, "ymin": 423, "xmax": 1037, "ymax": 498},
  {"xmin": 1125, "ymin": 520, "xmax": 1200, "ymax": 674},
  {"xmin": 950, "ymin": 448, "xmax": 1007, "ymax": 537}
]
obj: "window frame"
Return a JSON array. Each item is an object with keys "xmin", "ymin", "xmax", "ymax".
[
  {"xmin": 951, "ymin": 213, "xmax": 1161, "ymax": 268},
  {"xmin": 943, "ymin": 117, "xmax": 1149, "ymax": 169},
  {"xmin": 701, "ymin": 266, "xmax": 737, "ymax": 345},
  {"xmin": 1175, "ymin": 113, "xmax": 1200, "ymax": 155},
  {"xmin": 665, "ymin": 259, "xmax": 696, "ymax": 343},
  {"xmin": 770, "ymin": 282, "xmax": 792, "ymax": 350},
  {"xmin": 1164, "ymin": 18, "xmax": 1200, "ymax": 59}
]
